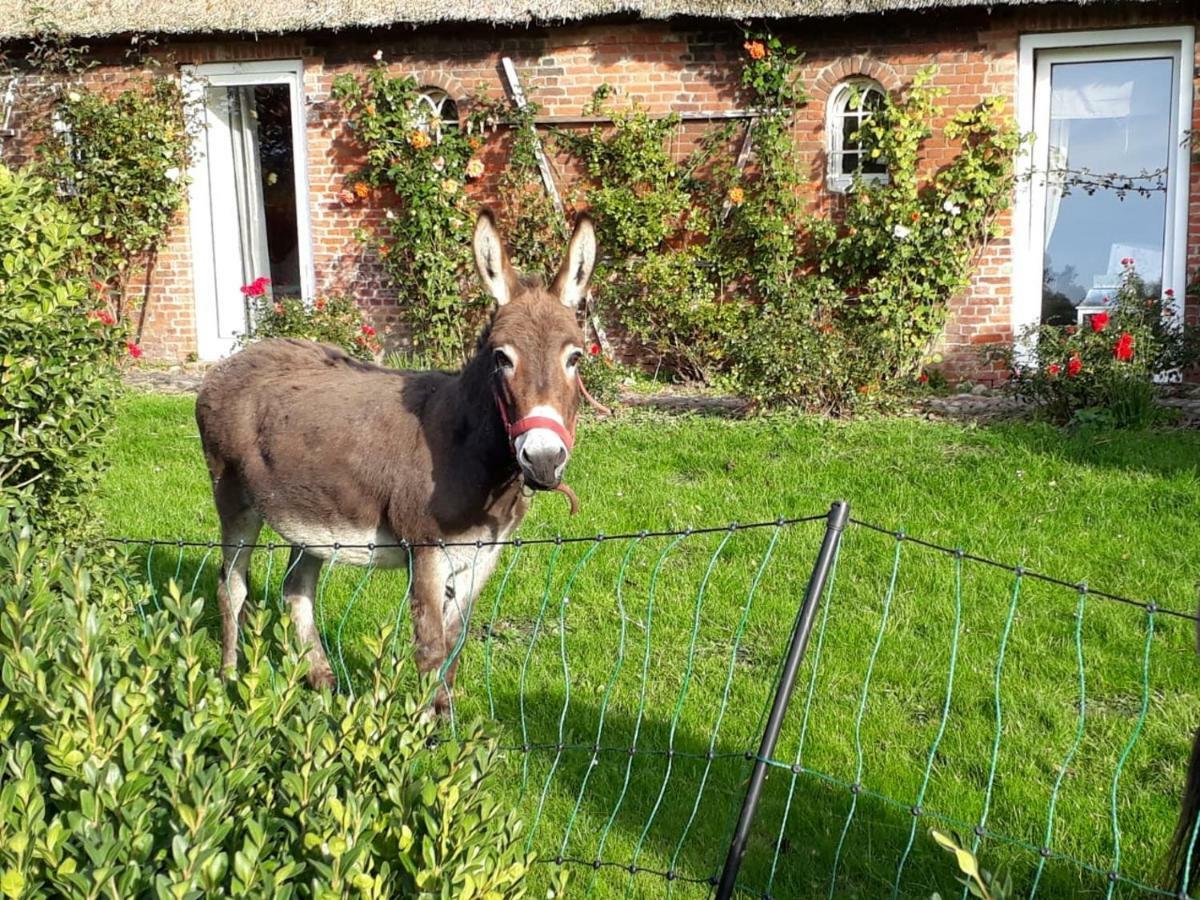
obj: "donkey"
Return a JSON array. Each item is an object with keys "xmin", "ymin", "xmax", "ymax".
[{"xmin": 195, "ymin": 210, "xmax": 597, "ymax": 710}]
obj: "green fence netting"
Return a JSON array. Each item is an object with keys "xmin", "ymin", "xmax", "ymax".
[{"xmin": 110, "ymin": 503, "xmax": 1200, "ymax": 899}]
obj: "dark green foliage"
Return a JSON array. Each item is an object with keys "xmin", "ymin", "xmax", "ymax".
[
  {"xmin": 0, "ymin": 166, "xmax": 122, "ymax": 539},
  {"xmin": 0, "ymin": 511, "xmax": 533, "ymax": 899}
]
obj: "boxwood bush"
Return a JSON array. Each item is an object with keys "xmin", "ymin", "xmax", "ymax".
[
  {"xmin": 0, "ymin": 511, "xmax": 532, "ymax": 899},
  {"xmin": 0, "ymin": 165, "xmax": 122, "ymax": 538}
]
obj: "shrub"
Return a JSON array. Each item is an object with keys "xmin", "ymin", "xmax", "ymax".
[
  {"xmin": 35, "ymin": 78, "xmax": 193, "ymax": 334},
  {"xmin": 0, "ymin": 165, "xmax": 122, "ymax": 539},
  {"xmin": 0, "ymin": 510, "xmax": 533, "ymax": 899},
  {"xmin": 1000, "ymin": 262, "xmax": 1198, "ymax": 427},
  {"xmin": 241, "ymin": 288, "xmax": 382, "ymax": 360}
]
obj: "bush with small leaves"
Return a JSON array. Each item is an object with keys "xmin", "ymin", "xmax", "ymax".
[
  {"xmin": 241, "ymin": 289, "xmax": 382, "ymax": 360},
  {"xmin": 0, "ymin": 165, "xmax": 123, "ymax": 539},
  {"xmin": 0, "ymin": 510, "xmax": 533, "ymax": 899},
  {"xmin": 998, "ymin": 262, "xmax": 1200, "ymax": 428}
]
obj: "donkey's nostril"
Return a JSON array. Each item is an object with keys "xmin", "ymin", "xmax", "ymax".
[
  {"xmin": 519, "ymin": 446, "xmax": 532, "ymax": 466},
  {"xmin": 555, "ymin": 446, "xmax": 568, "ymax": 465}
]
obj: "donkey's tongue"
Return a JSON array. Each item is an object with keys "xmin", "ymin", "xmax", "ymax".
[{"xmin": 553, "ymin": 482, "xmax": 580, "ymax": 516}]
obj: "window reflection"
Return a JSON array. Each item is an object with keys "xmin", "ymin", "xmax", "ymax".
[{"xmin": 1040, "ymin": 57, "xmax": 1173, "ymax": 324}]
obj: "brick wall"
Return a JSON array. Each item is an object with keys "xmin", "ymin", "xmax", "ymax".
[{"xmin": 5, "ymin": 2, "xmax": 1197, "ymax": 380}]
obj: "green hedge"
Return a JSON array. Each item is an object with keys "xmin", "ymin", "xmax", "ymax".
[
  {"xmin": 0, "ymin": 165, "xmax": 121, "ymax": 538},
  {"xmin": 0, "ymin": 511, "xmax": 532, "ymax": 899}
]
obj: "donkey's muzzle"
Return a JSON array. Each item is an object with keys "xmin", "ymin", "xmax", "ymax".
[{"xmin": 518, "ymin": 441, "xmax": 569, "ymax": 490}]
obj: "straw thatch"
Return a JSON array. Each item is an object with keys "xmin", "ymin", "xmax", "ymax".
[{"xmin": 0, "ymin": 0, "xmax": 1159, "ymax": 40}]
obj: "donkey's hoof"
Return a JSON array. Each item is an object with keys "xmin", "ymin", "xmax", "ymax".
[{"xmin": 308, "ymin": 666, "xmax": 336, "ymax": 691}]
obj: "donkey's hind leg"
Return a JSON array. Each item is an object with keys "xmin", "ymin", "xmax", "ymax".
[
  {"xmin": 214, "ymin": 474, "xmax": 263, "ymax": 678},
  {"xmin": 284, "ymin": 548, "xmax": 335, "ymax": 689}
]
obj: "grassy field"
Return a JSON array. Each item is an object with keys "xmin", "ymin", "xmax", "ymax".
[{"xmin": 100, "ymin": 392, "xmax": 1200, "ymax": 898}]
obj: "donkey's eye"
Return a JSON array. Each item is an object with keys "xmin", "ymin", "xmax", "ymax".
[
  {"xmin": 566, "ymin": 350, "xmax": 583, "ymax": 369},
  {"xmin": 493, "ymin": 349, "xmax": 514, "ymax": 371}
]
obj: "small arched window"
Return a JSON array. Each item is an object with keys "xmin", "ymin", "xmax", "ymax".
[
  {"xmin": 826, "ymin": 78, "xmax": 888, "ymax": 192},
  {"xmin": 414, "ymin": 87, "xmax": 459, "ymax": 140}
]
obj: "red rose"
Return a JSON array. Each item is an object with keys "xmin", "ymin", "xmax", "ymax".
[
  {"xmin": 1047, "ymin": 363, "xmax": 1061, "ymax": 376},
  {"xmin": 361, "ymin": 324, "xmax": 376, "ymax": 337},
  {"xmin": 1114, "ymin": 332, "xmax": 1134, "ymax": 362},
  {"xmin": 1067, "ymin": 355, "xmax": 1082, "ymax": 377},
  {"xmin": 1089, "ymin": 311, "xmax": 1109, "ymax": 333},
  {"xmin": 910, "ymin": 211, "xmax": 920, "ymax": 222},
  {"xmin": 315, "ymin": 298, "xmax": 326, "ymax": 311},
  {"xmin": 1165, "ymin": 289, "xmax": 1175, "ymax": 298},
  {"xmin": 126, "ymin": 341, "xmax": 143, "ymax": 359},
  {"xmin": 589, "ymin": 342, "xmax": 601, "ymax": 356}
]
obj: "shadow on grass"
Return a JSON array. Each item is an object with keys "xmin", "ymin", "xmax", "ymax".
[{"xmin": 476, "ymin": 685, "xmax": 1169, "ymax": 899}]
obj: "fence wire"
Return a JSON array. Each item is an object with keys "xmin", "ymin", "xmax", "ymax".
[{"xmin": 108, "ymin": 508, "xmax": 1200, "ymax": 899}]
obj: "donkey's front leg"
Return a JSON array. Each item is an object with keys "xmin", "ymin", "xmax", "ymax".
[
  {"xmin": 411, "ymin": 548, "xmax": 453, "ymax": 714},
  {"xmin": 284, "ymin": 548, "xmax": 335, "ymax": 690}
]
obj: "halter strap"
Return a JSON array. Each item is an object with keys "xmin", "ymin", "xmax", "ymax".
[{"xmin": 492, "ymin": 381, "xmax": 576, "ymax": 453}]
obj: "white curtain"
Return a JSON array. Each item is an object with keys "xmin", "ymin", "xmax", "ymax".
[
  {"xmin": 1042, "ymin": 79, "xmax": 1134, "ymax": 251},
  {"xmin": 227, "ymin": 87, "xmax": 270, "ymax": 291}
]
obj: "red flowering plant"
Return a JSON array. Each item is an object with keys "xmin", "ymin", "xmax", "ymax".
[
  {"xmin": 998, "ymin": 261, "xmax": 1200, "ymax": 427},
  {"xmin": 239, "ymin": 287, "xmax": 381, "ymax": 360}
]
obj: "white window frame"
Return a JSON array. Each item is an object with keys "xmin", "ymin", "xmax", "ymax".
[
  {"xmin": 826, "ymin": 78, "xmax": 890, "ymax": 193},
  {"xmin": 414, "ymin": 86, "xmax": 459, "ymax": 138},
  {"xmin": 1011, "ymin": 26, "xmax": 1195, "ymax": 351},
  {"xmin": 181, "ymin": 59, "xmax": 316, "ymax": 360}
]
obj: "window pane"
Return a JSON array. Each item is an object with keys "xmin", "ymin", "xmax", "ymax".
[{"xmin": 1040, "ymin": 57, "xmax": 1173, "ymax": 324}]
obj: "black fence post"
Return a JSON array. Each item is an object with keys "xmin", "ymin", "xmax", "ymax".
[{"xmin": 714, "ymin": 499, "xmax": 849, "ymax": 899}]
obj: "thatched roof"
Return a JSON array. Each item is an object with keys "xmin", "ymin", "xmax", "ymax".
[{"xmin": 0, "ymin": 0, "xmax": 1159, "ymax": 40}]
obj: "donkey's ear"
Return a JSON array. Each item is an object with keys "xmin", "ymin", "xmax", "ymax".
[
  {"xmin": 473, "ymin": 209, "xmax": 518, "ymax": 306},
  {"xmin": 551, "ymin": 214, "xmax": 597, "ymax": 309}
]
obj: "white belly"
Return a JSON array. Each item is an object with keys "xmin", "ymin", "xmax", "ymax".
[{"xmin": 272, "ymin": 519, "xmax": 411, "ymax": 568}]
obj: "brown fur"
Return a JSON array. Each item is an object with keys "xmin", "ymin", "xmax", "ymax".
[{"xmin": 195, "ymin": 210, "xmax": 596, "ymax": 709}]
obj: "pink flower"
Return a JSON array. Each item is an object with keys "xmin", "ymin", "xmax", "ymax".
[{"xmin": 126, "ymin": 341, "xmax": 143, "ymax": 359}]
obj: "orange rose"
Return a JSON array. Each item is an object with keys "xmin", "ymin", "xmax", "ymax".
[
  {"xmin": 744, "ymin": 40, "xmax": 767, "ymax": 60},
  {"xmin": 727, "ymin": 186, "xmax": 746, "ymax": 206},
  {"xmin": 353, "ymin": 182, "xmax": 370, "ymax": 199}
]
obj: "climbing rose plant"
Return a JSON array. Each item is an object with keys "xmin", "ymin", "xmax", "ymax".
[
  {"xmin": 335, "ymin": 38, "xmax": 1023, "ymax": 411},
  {"xmin": 36, "ymin": 77, "xmax": 194, "ymax": 339},
  {"xmin": 332, "ymin": 66, "xmax": 506, "ymax": 365}
]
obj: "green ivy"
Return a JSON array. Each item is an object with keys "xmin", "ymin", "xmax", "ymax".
[{"xmin": 0, "ymin": 510, "xmax": 535, "ymax": 899}]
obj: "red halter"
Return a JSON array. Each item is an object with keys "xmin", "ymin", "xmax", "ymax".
[{"xmin": 492, "ymin": 380, "xmax": 576, "ymax": 453}]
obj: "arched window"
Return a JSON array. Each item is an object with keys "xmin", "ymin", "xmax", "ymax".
[
  {"xmin": 826, "ymin": 78, "xmax": 888, "ymax": 192},
  {"xmin": 414, "ymin": 87, "xmax": 458, "ymax": 140}
]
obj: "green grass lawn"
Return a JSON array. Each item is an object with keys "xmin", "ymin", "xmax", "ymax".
[{"xmin": 100, "ymin": 393, "xmax": 1200, "ymax": 898}]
